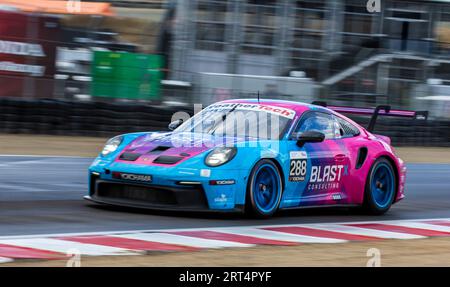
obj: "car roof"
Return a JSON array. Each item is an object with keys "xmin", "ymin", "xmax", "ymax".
[
  {"xmin": 218, "ymin": 98, "xmax": 365, "ymax": 130},
  {"xmin": 213, "ymin": 99, "xmax": 366, "ymax": 135}
]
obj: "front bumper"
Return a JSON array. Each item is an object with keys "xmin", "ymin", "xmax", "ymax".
[
  {"xmin": 87, "ymin": 160, "xmax": 248, "ymax": 212},
  {"xmin": 87, "ymin": 178, "xmax": 210, "ymax": 211},
  {"xmin": 84, "ymin": 195, "xmax": 244, "ymax": 213}
]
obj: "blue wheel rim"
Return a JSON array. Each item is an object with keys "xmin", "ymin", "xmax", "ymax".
[
  {"xmin": 371, "ymin": 162, "xmax": 395, "ymax": 208},
  {"xmin": 253, "ymin": 163, "xmax": 280, "ymax": 213}
]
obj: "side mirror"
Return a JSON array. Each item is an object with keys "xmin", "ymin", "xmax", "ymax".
[
  {"xmin": 296, "ymin": 131, "xmax": 325, "ymax": 147},
  {"xmin": 168, "ymin": 119, "xmax": 183, "ymax": 131}
]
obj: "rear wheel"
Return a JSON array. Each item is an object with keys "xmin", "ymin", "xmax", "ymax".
[
  {"xmin": 246, "ymin": 159, "xmax": 283, "ymax": 218},
  {"xmin": 363, "ymin": 158, "xmax": 396, "ymax": 215}
]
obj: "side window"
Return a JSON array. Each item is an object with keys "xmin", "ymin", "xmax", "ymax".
[
  {"xmin": 335, "ymin": 116, "xmax": 360, "ymax": 138},
  {"xmin": 333, "ymin": 119, "xmax": 343, "ymax": 139},
  {"xmin": 295, "ymin": 112, "xmax": 336, "ymax": 140}
]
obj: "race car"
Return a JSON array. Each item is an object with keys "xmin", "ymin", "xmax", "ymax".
[{"xmin": 85, "ymin": 99, "xmax": 426, "ymax": 218}]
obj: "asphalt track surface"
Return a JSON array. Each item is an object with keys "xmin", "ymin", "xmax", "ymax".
[{"xmin": 0, "ymin": 156, "xmax": 449, "ymax": 236}]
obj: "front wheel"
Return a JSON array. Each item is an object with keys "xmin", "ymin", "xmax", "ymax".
[
  {"xmin": 246, "ymin": 159, "xmax": 283, "ymax": 218},
  {"xmin": 363, "ymin": 158, "xmax": 397, "ymax": 215}
]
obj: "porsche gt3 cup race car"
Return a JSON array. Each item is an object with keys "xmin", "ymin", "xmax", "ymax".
[{"xmin": 85, "ymin": 99, "xmax": 425, "ymax": 218}]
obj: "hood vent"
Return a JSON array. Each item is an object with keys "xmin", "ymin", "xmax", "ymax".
[
  {"xmin": 148, "ymin": 146, "xmax": 172, "ymax": 154},
  {"xmin": 153, "ymin": 155, "xmax": 183, "ymax": 165},
  {"xmin": 119, "ymin": 152, "xmax": 142, "ymax": 161}
]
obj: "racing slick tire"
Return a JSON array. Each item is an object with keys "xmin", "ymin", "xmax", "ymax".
[
  {"xmin": 363, "ymin": 157, "xmax": 397, "ymax": 215},
  {"xmin": 246, "ymin": 159, "xmax": 283, "ymax": 218}
]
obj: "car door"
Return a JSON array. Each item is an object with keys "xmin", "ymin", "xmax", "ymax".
[
  {"xmin": 284, "ymin": 111, "xmax": 350, "ymax": 207},
  {"xmin": 333, "ymin": 115, "xmax": 364, "ymax": 204}
]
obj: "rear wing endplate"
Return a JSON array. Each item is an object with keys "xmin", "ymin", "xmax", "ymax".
[{"xmin": 311, "ymin": 101, "xmax": 428, "ymax": 132}]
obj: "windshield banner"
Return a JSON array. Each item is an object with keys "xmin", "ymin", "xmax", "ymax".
[{"xmin": 205, "ymin": 103, "xmax": 296, "ymax": 119}]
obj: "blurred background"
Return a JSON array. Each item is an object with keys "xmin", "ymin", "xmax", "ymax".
[{"xmin": 0, "ymin": 0, "xmax": 448, "ymax": 146}]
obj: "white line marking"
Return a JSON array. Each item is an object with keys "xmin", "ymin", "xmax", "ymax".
[
  {"xmin": 0, "ymin": 155, "xmax": 92, "ymax": 159},
  {"xmin": 210, "ymin": 228, "xmax": 346, "ymax": 243},
  {"xmin": 1, "ymin": 219, "xmax": 448, "ymax": 259},
  {"xmin": 0, "ymin": 157, "xmax": 91, "ymax": 167},
  {"xmin": 384, "ymin": 221, "xmax": 450, "ymax": 233},
  {"xmin": 305, "ymin": 224, "xmax": 425, "ymax": 239},
  {"xmin": 0, "ymin": 257, "xmax": 13, "ymax": 264},
  {"xmin": 0, "ymin": 183, "xmax": 51, "ymax": 192},
  {"xmin": 114, "ymin": 233, "xmax": 253, "ymax": 249},
  {"xmin": 423, "ymin": 219, "xmax": 450, "ymax": 225},
  {"xmin": 0, "ymin": 238, "xmax": 137, "ymax": 256},
  {"xmin": 1, "ymin": 218, "xmax": 450, "ymax": 240},
  {"xmin": 0, "ymin": 182, "xmax": 84, "ymax": 193}
]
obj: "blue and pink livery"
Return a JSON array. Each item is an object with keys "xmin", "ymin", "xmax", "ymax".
[{"xmin": 86, "ymin": 99, "xmax": 418, "ymax": 218}]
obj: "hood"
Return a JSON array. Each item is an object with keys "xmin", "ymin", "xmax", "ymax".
[{"xmin": 114, "ymin": 132, "xmax": 246, "ymax": 166}]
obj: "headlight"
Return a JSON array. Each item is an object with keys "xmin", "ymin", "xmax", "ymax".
[
  {"xmin": 205, "ymin": 147, "xmax": 237, "ymax": 167},
  {"xmin": 101, "ymin": 136, "xmax": 123, "ymax": 156}
]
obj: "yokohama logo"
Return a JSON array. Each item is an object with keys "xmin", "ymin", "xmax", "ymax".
[{"xmin": 112, "ymin": 172, "xmax": 152, "ymax": 182}]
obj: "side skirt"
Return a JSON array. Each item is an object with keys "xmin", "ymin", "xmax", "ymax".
[{"xmin": 279, "ymin": 203, "xmax": 361, "ymax": 210}]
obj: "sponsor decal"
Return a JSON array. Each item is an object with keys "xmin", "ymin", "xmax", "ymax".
[
  {"xmin": 332, "ymin": 193, "xmax": 342, "ymax": 201},
  {"xmin": 209, "ymin": 179, "xmax": 235, "ymax": 185},
  {"xmin": 310, "ymin": 165, "xmax": 345, "ymax": 183},
  {"xmin": 307, "ymin": 165, "xmax": 348, "ymax": 191},
  {"xmin": 308, "ymin": 182, "xmax": 340, "ymax": 191},
  {"xmin": 205, "ymin": 103, "xmax": 296, "ymax": 119},
  {"xmin": 214, "ymin": 193, "xmax": 228, "ymax": 203},
  {"xmin": 112, "ymin": 172, "xmax": 152, "ymax": 182},
  {"xmin": 289, "ymin": 151, "xmax": 308, "ymax": 182},
  {"xmin": 200, "ymin": 169, "xmax": 211, "ymax": 177},
  {"xmin": 290, "ymin": 151, "xmax": 307, "ymax": 159}
]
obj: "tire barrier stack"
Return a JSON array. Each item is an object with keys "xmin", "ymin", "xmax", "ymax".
[
  {"xmin": 349, "ymin": 116, "xmax": 450, "ymax": 147},
  {"xmin": 0, "ymin": 98, "xmax": 191, "ymax": 138},
  {"xmin": 0, "ymin": 98, "xmax": 448, "ymax": 146}
]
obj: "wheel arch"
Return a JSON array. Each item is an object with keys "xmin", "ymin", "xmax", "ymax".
[
  {"xmin": 375, "ymin": 155, "xmax": 400, "ymax": 202},
  {"xmin": 246, "ymin": 157, "xmax": 285, "ymax": 191},
  {"xmin": 265, "ymin": 157, "xmax": 285, "ymax": 192},
  {"xmin": 244, "ymin": 157, "xmax": 285, "ymax": 217}
]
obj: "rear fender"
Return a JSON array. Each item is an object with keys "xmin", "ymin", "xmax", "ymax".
[{"xmin": 373, "ymin": 134, "xmax": 391, "ymax": 145}]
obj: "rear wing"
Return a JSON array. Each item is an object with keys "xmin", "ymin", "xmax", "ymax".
[{"xmin": 311, "ymin": 101, "xmax": 428, "ymax": 132}]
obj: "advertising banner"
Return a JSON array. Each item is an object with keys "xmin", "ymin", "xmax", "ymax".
[{"xmin": 0, "ymin": 10, "xmax": 60, "ymax": 98}]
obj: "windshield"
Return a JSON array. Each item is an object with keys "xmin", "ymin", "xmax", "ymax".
[{"xmin": 175, "ymin": 103, "xmax": 295, "ymax": 140}]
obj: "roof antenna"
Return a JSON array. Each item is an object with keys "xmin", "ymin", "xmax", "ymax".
[{"xmin": 257, "ymin": 91, "xmax": 260, "ymax": 103}]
